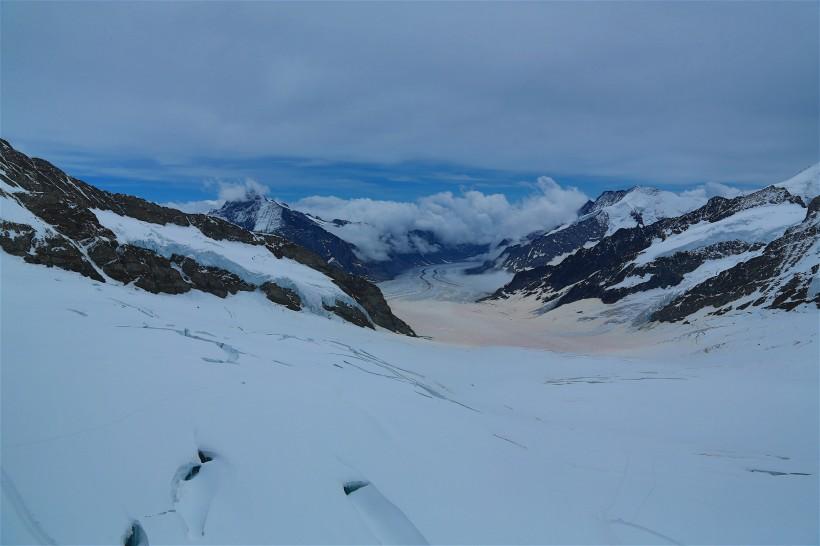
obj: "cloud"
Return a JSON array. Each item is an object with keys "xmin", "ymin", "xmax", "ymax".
[
  {"xmin": 679, "ymin": 181, "xmax": 745, "ymax": 203},
  {"xmin": 3, "ymin": 2, "xmax": 817, "ymax": 187},
  {"xmin": 294, "ymin": 177, "xmax": 588, "ymax": 261},
  {"xmin": 164, "ymin": 178, "xmax": 270, "ymax": 213},
  {"xmin": 162, "ymin": 173, "xmax": 745, "ymax": 260},
  {"xmin": 162, "ymin": 198, "xmax": 221, "ymax": 215},
  {"xmin": 214, "ymin": 178, "xmax": 269, "ymax": 202}
]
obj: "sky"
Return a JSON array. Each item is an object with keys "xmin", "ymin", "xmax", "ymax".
[{"xmin": 2, "ymin": 1, "xmax": 818, "ymax": 210}]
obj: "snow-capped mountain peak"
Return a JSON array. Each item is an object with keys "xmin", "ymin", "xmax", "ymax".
[
  {"xmin": 212, "ymin": 195, "xmax": 287, "ymax": 233},
  {"xmin": 482, "ymin": 185, "xmax": 710, "ymax": 273},
  {"xmin": 490, "ymin": 183, "xmax": 816, "ymax": 324},
  {"xmin": 590, "ymin": 185, "xmax": 706, "ymax": 235}
]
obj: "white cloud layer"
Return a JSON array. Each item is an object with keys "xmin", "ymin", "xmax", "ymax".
[
  {"xmin": 166, "ymin": 176, "xmax": 747, "ymax": 262},
  {"xmin": 294, "ymin": 177, "xmax": 588, "ymax": 260}
]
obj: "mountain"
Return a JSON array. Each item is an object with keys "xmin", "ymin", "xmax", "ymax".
[
  {"xmin": 212, "ymin": 197, "xmax": 372, "ymax": 278},
  {"xmin": 5, "ymin": 210, "xmax": 817, "ymax": 545},
  {"xmin": 489, "ymin": 184, "xmax": 818, "ymax": 324},
  {"xmin": 0, "ymin": 139, "xmax": 414, "ymax": 335},
  {"xmin": 472, "ymin": 186, "xmax": 708, "ymax": 273},
  {"xmin": 653, "ymin": 194, "xmax": 820, "ymax": 321},
  {"xmin": 212, "ymin": 197, "xmax": 488, "ymax": 281},
  {"xmin": 2, "ymin": 140, "xmax": 817, "ymax": 544}
]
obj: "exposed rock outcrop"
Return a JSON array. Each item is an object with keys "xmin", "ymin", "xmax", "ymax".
[
  {"xmin": 323, "ymin": 300, "xmax": 375, "ymax": 329},
  {"xmin": 260, "ymin": 282, "xmax": 303, "ymax": 312}
]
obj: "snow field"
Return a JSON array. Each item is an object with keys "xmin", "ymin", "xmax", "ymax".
[{"xmin": 2, "ymin": 256, "xmax": 817, "ymax": 544}]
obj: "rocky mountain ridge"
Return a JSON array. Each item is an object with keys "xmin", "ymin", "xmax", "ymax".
[
  {"xmin": 0, "ymin": 139, "xmax": 414, "ymax": 335},
  {"xmin": 489, "ymin": 185, "xmax": 818, "ymax": 323},
  {"xmin": 472, "ymin": 185, "xmax": 709, "ymax": 273}
]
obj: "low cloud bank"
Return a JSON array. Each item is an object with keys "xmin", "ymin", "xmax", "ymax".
[
  {"xmin": 294, "ymin": 177, "xmax": 588, "ymax": 261},
  {"xmin": 166, "ymin": 176, "xmax": 746, "ymax": 262}
]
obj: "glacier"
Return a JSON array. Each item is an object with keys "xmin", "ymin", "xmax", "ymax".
[{"xmin": 1, "ymin": 253, "xmax": 817, "ymax": 544}]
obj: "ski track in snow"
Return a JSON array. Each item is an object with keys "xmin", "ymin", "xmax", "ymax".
[
  {"xmin": 117, "ymin": 324, "xmax": 244, "ymax": 364},
  {"xmin": 1, "ymin": 469, "xmax": 58, "ymax": 546}
]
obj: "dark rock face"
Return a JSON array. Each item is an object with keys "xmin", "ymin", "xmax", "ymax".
[
  {"xmin": 327, "ymin": 273, "xmax": 415, "ymax": 336},
  {"xmin": 652, "ymin": 200, "xmax": 820, "ymax": 321},
  {"xmin": 490, "ymin": 187, "xmax": 814, "ymax": 322},
  {"xmin": 0, "ymin": 139, "xmax": 414, "ymax": 335},
  {"xmin": 86, "ymin": 240, "xmax": 190, "ymax": 294},
  {"xmin": 475, "ymin": 214, "xmax": 608, "ymax": 274},
  {"xmin": 260, "ymin": 236, "xmax": 415, "ymax": 336},
  {"xmin": 170, "ymin": 255, "xmax": 255, "ymax": 298},
  {"xmin": 323, "ymin": 300, "xmax": 375, "ymax": 329},
  {"xmin": 1, "ymin": 219, "xmax": 105, "ymax": 281},
  {"xmin": 0, "ymin": 220, "xmax": 35, "ymax": 255},
  {"xmin": 260, "ymin": 282, "xmax": 302, "ymax": 311},
  {"xmin": 578, "ymin": 189, "xmax": 629, "ymax": 215},
  {"xmin": 562, "ymin": 240, "xmax": 764, "ymax": 307}
]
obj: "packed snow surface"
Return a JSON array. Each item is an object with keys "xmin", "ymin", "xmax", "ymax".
[{"xmin": 2, "ymin": 255, "xmax": 817, "ymax": 545}]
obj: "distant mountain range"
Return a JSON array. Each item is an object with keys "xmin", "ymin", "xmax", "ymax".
[
  {"xmin": 211, "ymin": 197, "xmax": 488, "ymax": 281},
  {"xmin": 209, "ymin": 162, "xmax": 819, "ymax": 327},
  {"xmin": 487, "ymin": 165, "xmax": 820, "ymax": 324},
  {"xmin": 3, "ymin": 136, "xmax": 817, "ymax": 330},
  {"xmin": 470, "ymin": 186, "xmax": 725, "ymax": 273}
]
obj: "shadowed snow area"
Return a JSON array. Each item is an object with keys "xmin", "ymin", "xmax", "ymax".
[
  {"xmin": 1, "ymin": 254, "xmax": 817, "ymax": 544},
  {"xmin": 344, "ymin": 480, "xmax": 429, "ymax": 545}
]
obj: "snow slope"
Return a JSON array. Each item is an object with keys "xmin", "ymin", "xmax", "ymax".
[
  {"xmin": 633, "ymin": 201, "xmax": 806, "ymax": 265},
  {"xmin": 776, "ymin": 163, "xmax": 820, "ymax": 203},
  {"xmin": 2, "ymin": 254, "xmax": 817, "ymax": 545},
  {"xmin": 595, "ymin": 186, "xmax": 708, "ymax": 235}
]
